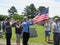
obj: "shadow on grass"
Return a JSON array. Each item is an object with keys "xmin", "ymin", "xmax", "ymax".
[{"xmin": 47, "ymin": 41, "xmax": 53, "ymax": 44}]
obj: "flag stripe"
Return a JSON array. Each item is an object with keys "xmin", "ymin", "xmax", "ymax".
[{"xmin": 33, "ymin": 14, "xmax": 48, "ymax": 23}]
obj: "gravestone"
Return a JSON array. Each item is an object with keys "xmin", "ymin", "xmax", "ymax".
[
  {"xmin": 0, "ymin": 31, "xmax": 3, "ymax": 38},
  {"xmin": 21, "ymin": 28, "xmax": 37, "ymax": 38},
  {"xmin": 29, "ymin": 28, "xmax": 37, "ymax": 37},
  {"xmin": 0, "ymin": 21, "xmax": 3, "ymax": 38}
]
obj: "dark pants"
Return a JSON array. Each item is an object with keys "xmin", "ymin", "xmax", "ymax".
[
  {"xmin": 6, "ymin": 33, "xmax": 12, "ymax": 45},
  {"xmin": 23, "ymin": 32, "xmax": 30, "ymax": 45},
  {"xmin": 53, "ymin": 33, "xmax": 60, "ymax": 45}
]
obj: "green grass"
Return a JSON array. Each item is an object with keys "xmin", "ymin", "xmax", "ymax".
[
  {"xmin": 0, "ymin": 25, "xmax": 53, "ymax": 45},
  {"xmin": 30, "ymin": 25, "xmax": 53, "ymax": 45}
]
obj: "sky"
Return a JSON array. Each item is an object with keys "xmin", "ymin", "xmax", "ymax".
[{"xmin": 0, "ymin": 0, "xmax": 60, "ymax": 17}]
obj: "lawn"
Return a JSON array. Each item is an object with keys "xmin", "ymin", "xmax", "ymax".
[{"xmin": 0, "ymin": 25, "xmax": 53, "ymax": 45}]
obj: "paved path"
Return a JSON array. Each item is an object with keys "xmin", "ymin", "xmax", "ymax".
[{"xmin": 0, "ymin": 40, "xmax": 42, "ymax": 45}]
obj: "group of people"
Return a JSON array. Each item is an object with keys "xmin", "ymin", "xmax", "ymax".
[
  {"xmin": 44, "ymin": 18, "xmax": 60, "ymax": 45},
  {"xmin": 0, "ymin": 16, "xmax": 60, "ymax": 45},
  {"xmin": 0, "ymin": 16, "xmax": 34, "ymax": 45}
]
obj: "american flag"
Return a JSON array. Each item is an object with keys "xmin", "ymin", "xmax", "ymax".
[{"xmin": 33, "ymin": 7, "xmax": 49, "ymax": 23}]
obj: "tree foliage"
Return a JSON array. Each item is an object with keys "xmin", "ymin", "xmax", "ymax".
[
  {"xmin": 24, "ymin": 4, "xmax": 37, "ymax": 19},
  {"xmin": 38, "ymin": 6, "xmax": 46, "ymax": 12},
  {"xmin": 8, "ymin": 6, "xmax": 17, "ymax": 16},
  {"xmin": 0, "ymin": 15, "xmax": 7, "ymax": 21},
  {"xmin": 53, "ymin": 16, "xmax": 60, "ymax": 21},
  {"xmin": 0, "ymin": 14, "xmax": 24, "ymax": 21},
  {"xmin": 11, "ymin": 14, "xmax": 24, "ymax": 21}
]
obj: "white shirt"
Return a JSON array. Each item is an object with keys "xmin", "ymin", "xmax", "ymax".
[
  {"xmin": 44, "ymin": 23, "xmax": 50, "ymax": 31},
  {"xmin": 52, "ymin": 22, "xmax": 60, "ymax": 33}
]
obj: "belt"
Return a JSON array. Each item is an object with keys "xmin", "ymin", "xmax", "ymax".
[{"xmin": 54, "ymin": 32, "xmax": 60, "ymax": 34}]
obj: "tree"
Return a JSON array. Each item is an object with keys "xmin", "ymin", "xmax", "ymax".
[
  {"xmin": 8, "ymin": 6, "xmax": 17, "ymax": 16},
  {"xmin": 38, "ymin": 6, "xmax": 46, "ymax": 12},
  {"xmin": 24, "ymin": 4, "xmax": 37, "ymax": 19},
  {"xmin": 0, "ymin": 15, "xmax": 7, "ymax": 21},
  {"xmin": 53, "ymin": 16, "xmax": 60, "ymax": 21},
  {"xmin": 11, "ymin": 14, "xmax": 24, "ymax": 21}
]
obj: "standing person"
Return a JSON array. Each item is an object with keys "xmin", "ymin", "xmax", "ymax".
[
  {"xmin": 44, "ymin": 19, "xmax": 51, "ymax": 42},
  {"xmin": 15, "ymin": 20, "xmax": 23, "ymax": 45},
  {"xmin": 22, "ymin": 17, "xmax": 34, "ymax": 45},
  {"xmin": 2, "ymin": 21, "xmax": 6, "ymax": 34},
  {"xmin": 52, "ymin": 18, "xmax": 60, "ymax": 45},
  {"xmin": 0, "ymin": 22, "xmax": 1, "ymax": 31},
  {"xmin": 2, "ymin": 18, "xmax": 7, "ymax": 33},
  {"xmin": 5, "ymin": 17, "xmax": 12, "ymax": 45}
]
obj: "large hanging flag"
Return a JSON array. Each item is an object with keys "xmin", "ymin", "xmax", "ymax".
[{"xmin": 33, "ymin": 7, "xmax": 49, "ymax": 23}]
